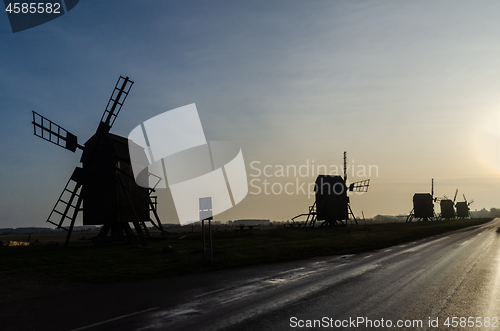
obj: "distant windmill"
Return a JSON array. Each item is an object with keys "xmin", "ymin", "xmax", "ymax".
[
  {"xmin": 406, "ymin": 179, "xmax": 436, "ymax": 222},
  {"xmin": 456, "ymin": 194, "xmax": 473, "ymax": 219},
  {"xmin": 434, "ymin": 189, "xmax": 458, "ymax": 220},
  {"xmin": 290, "ymin": 151, "xmax": 370, "ymax": 227},
  {"xmin": 32, "ymin": 76, "xmax": 166, "ymax": 246}
]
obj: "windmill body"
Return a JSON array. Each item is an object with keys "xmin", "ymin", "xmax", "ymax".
[
  {"xmin": 455, "ymin": 202, "xmax": 470, "ymax": 218},
  {"xmin": 315, "ymin": 175, "xmax": 349, "ymax": 225},
  {"xmin": 436, "ymin": 189, "xmax": 458, "ymax": 220},
  {"xmin": 456, "ymin": 194, "xmax": 473, "ymax": 218},
  {"xmin": 81, "ymin": 133, "xmax": 149, "ymax": 226},
  {"xmin": 412, "ymin": 193, "xmax": 434, "ymax": 220},
  {"xmin": 439, "ymin": 199, "xmax": 455, "ymax": 219}
]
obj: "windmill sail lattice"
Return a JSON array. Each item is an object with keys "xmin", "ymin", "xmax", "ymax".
[
  {"xmin": 32, "ymin": 111, "xmax": 82, "ymax": 152},
  {"xmin": 101, "ymin": 76, "xmax": 133, "ymax": 127}
]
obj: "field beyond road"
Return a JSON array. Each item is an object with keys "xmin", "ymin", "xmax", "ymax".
[{"xmin": 0, "ymin": 218, "xmax": 492, "ymax": 288}]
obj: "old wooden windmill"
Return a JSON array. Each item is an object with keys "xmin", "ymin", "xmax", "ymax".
[
  {"xmin": 456, "ymin": 194, "xmax": 473, "ymax": 219},
  {"xmin": 290, "ymin": 151, "xmax": 370, "ymax": 227},
  {"xmin": 32, "ymin": 76, "xmax": 166, "ymax": 246},
  {"xmin": 434, "ymin": 189, "xmax": 458, "ymax": 220},
  {"xmin": 406, "ymin": 179, "xmax": 436, "ymax": 222}
]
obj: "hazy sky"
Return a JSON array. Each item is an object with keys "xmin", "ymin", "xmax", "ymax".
[{"xmin": 2, "ymin": 1, "xmax": 500, "ymax": 228}]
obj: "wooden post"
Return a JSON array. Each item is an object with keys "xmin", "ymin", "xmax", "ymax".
[
  {"xmin": 202, "ymin": 219, "xmax": 206, "ymax": 264},
  {"xmin": 209, "ymin": 218, "xmax": 213, "ymax": 264}
]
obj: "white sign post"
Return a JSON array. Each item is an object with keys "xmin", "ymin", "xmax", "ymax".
[{"xmin": 199, "ymin": 197, "xmax": 213, "ymax": 264}]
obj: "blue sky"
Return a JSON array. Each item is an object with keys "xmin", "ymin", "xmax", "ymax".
[{"xmin": 2, "ymin": 1, "xmax": 500, "ymax": 228}]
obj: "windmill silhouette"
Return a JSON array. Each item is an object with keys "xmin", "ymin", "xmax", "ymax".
[
  {"xmin": 32, "ymin": 76, "xmax": 166, "ymax": 246},
  {"xmin": 433, "ymin": 189, "xmax": 458, "ymax": 220},
  {"xmin": 290, "ymin": 151, "xmax": 370, "ymax": 227},
  {"xmin": 406, "ymin": 179, "xmax": 436, "ymax": 222},
  {"xmin": 456, "ymin": 194, "xmax": 473, "ymax": 219}
]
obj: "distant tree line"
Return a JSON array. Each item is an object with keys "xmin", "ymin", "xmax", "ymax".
[
  {"xmin": 0, "ymin": 226, "xmax": 99, "ymax": 234},
  {"xmin": 470, "ymin": 208, "xmax": 500, "ymax": 218}
]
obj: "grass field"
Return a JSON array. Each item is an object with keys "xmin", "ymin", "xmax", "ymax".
[{"xmin": 0, "ymin": 218, "xmax": 493, "ymax": 284}]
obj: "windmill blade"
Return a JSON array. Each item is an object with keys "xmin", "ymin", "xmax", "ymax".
[
  {"xmin": 148, "ymin": 172, "xmax": 163, "ymax": 190},
  {"xmin": 453, "ymin": 189, "xmax": 458, "ymax": 203},
  {"xmin": 468, "ymin": 199, "xmax": 474, "ymax": 206},
  {"xmin": 32, "ymin": 111, "xmax": 83, "ymax": 152},
  {"xmin": 349, "ymin": 179, "xmax": 370, "ymax": 192},
  {"xmin": 46, "ymin": 167, "xmax": 83, "ymax": 229},
  {"xmin": 100, "ymin": 76, "xmax": 134, "ymax": 130}
]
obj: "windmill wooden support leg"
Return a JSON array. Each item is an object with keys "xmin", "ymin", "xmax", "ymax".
[
  {"xmin": 310, "ymin": 214, "xmax": 317, "ymax": 227},
  {"xmin": 117, "ymin": 174, "xmax": 148, "ymax": 246},
  {"xmin": 121, "ymin": 223, "xmax": 134, "ymax": 237},
  {"xmin": 304, "ymin": 202, "xmax": 316, "ymax": 227},
  {"xmin": 348, "ymin": 204, "xmax": 359, "ymax": 225},
  {"xmin": 98, "ymin": 224, "xmax": 111, "ymax": 237},
  {"xmin": 140, "ymin": 221, "xmax": 151, "ymax": 238},
  {"xmin": 130, "ymin": 221, "xmax": 148, "ymax": 246},
  {"xmin": 304, "ymin": 214, "xmax": 310, "ymax": 227},
  {"xmin": 290, "ymin": 202, "xmax": 317, "ymax": 228},
  {"xmin": 311, "ymin": 202, "xmax": 317, "ymax": 227},
  {"xmin": 149, "ymin": 199, "xmax": 167, "ymax": 238},
  {"xmin": 64, "ymin": 194, "xmax": 83, "ymax": 247},
  {"xmin": 406, "ymin": 209, "xmax": 414, "ymax": 223}
]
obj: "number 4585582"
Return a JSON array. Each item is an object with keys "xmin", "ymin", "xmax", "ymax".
[{"xmin": 5, "ymin": 3, "xmax": 61, "ymax": 14}]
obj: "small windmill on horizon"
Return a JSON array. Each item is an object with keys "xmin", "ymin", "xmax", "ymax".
[
  {"xmin": 290, "ymin": 151, "xmax": 370, "ymax": 227},
  {"xmin": 456, "ymin": 194, "xmax": 473, "ymax": 219},
  {"xmin": 434, "ymin": 189, "xmax": 458, "ymax": 220}
]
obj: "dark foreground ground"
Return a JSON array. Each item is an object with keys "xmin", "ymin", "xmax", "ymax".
[
  {"xmin": 0, "ymin": 218, "xmax": 495, "ymax": 330},
  {"xmin": 0, "ymin": 218, "xmax": 491, "ymax": 283}
]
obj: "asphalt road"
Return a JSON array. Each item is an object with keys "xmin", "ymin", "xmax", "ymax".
[{"xmin": 7, "ymin": 219, "xmax": 500, "ymax": 330}]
